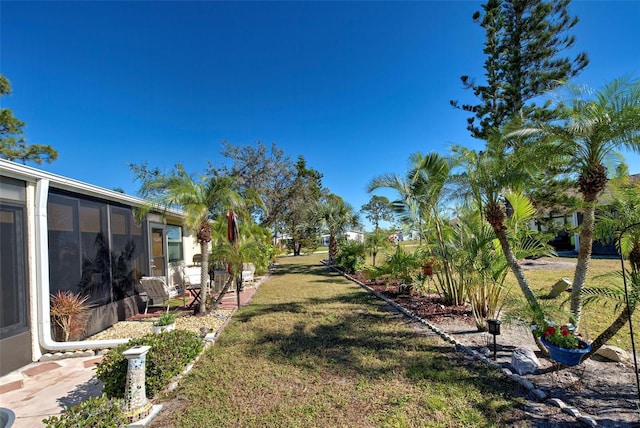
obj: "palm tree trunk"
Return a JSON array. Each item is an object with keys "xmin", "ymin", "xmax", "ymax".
[
  {"xmin": 198, "ymin": 242, "xmax": 211, "ymax": 314},
  {"xmin": 584, "ymin": 302, "xmax": 636, "ymax": 360},
  {"xmin": 213, "ymin": 275, "xmax": 235, "ymax": 306},
  {"xmin": 434, "ymin": 218, "xmax": 457, "ymax": 304},
  {"xmin": 571, "ymin": 201, "xmax": 596, "ymax": 330},
  {"xmin": 494, "ymin": 228, "xmax": 539, "ymax": 308},
  {"xmin": 329, "ymin": 235, "xmax": 338, "ymax": 262}
]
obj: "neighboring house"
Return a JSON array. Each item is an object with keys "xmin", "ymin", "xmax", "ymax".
[
  {"xmin": 0, "ymin": 159, "xmax": 198, "ymax": 376},
  {"xmin": 537, "ymin": 173, "xmax": 639, "ymax": 256},
  {"xmin": 319, "ymin": 231, "xmax": 364, "ymax": 247}
]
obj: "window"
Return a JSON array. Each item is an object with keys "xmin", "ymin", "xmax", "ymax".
[{"xmin": 167, "ymin": 225, "xmax": 183, "ymax": 262}]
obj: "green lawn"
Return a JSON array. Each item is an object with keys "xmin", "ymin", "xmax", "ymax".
[
  {"xmin": 151, "ymin": 254, "xmax": 533, "ymax": 427},
  {"xmin": 503, "ymin": 256, "xmax": 637, "ymax": 350}
]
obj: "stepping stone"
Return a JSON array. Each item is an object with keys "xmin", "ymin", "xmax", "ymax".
[{"xmin": 23, "ymin": 362, "xmax": 61, "ymax": 377}]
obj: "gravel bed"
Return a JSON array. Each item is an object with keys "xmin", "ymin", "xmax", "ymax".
[{"xmin": 87, "ymin": 309, "xmax": 234, "ymax": 341}]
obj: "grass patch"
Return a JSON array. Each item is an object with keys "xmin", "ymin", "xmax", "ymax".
[
  {"xmin": 153, "ymin": 254, "xmax": 533, "ymax": 427},
  {"xmin": 503, "ymin": 257, "xmax": 637, "ymax": 350}
]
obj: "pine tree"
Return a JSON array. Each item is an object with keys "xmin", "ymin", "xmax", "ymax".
[
  {"xmin": 451, "ymin": 0, "xmax": 589, "ymax": 140},
  {"xmin": 0, "ymin": 74, "xmax": 58, "ymax": 164}
]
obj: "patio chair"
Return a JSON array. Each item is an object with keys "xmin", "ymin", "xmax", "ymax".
[
  {"xmin": 242, "ymin": 263, "xmax": 256, "ymax": 285},
  {"xmin": 139, "ymin": 276, "xmax": 183, "ymax": 314},
  {"xmin": 183, "ymin": 266, "xmax": 204, "ymax": 309}
]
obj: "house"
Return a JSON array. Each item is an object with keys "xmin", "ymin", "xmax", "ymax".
[
  {"xmin": 0, "ymin": 159, "xmax": 198, "ymax": 376},
  {"xmin": 537, "ymin": 173, "xmax": 639, "ymax": 256},
  {"xmin": 319, "ymin": 230, "xmax": 364, "ymax": 247}
]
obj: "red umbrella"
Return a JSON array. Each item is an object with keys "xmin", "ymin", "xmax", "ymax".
[{"xmin": 226, "ymin": 210, "xmax": 239, "ymax": 245}]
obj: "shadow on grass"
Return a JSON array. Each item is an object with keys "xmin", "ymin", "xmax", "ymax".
[
  {"xmin": 269, "ymin": 261, "xmax": 341, "ymax": 279},
  {"xmin": 208, "ymin": 257, "xmax": 532, "ymax": 426}
]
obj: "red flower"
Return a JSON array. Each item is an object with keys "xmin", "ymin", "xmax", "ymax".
[
  {"xmin": 544, "ymin": 326, "xmax": 556, "ymax": 337},
  {"xmin": 560, "ymin": 325, "xmax": 571, "ymax": 336}
]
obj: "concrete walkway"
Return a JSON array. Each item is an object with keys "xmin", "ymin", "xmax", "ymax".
[
  {"xmin": 0, "ymin": 285, "xmax": 260, "ymax": 427},
  {"xmin": 0, "ymin": 355, "xmax": 104, "ymax": 427}
]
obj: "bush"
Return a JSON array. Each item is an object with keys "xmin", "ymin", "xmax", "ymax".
[
  {"xmin": 42, "ymin": 394, "xmax": 126, "ymax": 428},
  {"xmin": 96, "ymin": 329, "xmax": 203, "ymax": 399},
  {"xmin": 335, "ymin": 241, "xmax": 366, "ymax": 274},
  {"xmin": 50, "ymin": 290, "xmax": 90, "ymax": 341},
  {"xmin": 153, "ymin": 311, "xmax": 177, "ymax": 326}
]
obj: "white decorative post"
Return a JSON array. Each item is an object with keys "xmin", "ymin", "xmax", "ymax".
[{"xmin": 122, "ymin": 345, "xmax": 153, "ymax": 424}]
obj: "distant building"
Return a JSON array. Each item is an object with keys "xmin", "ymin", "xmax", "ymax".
[
  {"xmin": 537, "ymin": 173, "xmax": 639, "ymax": 256},
  {"xmin": 319, "ymin": 231, "xmax": 364, "ymax": 246}
]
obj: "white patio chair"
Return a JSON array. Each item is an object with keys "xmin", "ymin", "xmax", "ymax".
[
  {"xmin": 242, "ymin": 263, "xmax": 256, "ymax": 285},
  {"xmin": 139, "ymin": 276, "xmax": 182, "ymax": 314}
]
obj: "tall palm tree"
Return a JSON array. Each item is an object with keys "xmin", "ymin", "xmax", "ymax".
[
  {"xmin": 449, "ymin": 135, "xmax": 552, "ymax": 309},
  {"xmin": 518, "ymin": 77, "xmax": 640, "ymax": 329},
  {"xmin": 369, "ymin": 152, "xmax": 455, "ymax": 292},
  {"xmin": 581, "ymin": 179, "xmax": 640, "ymax": 357},
  {"xmin": 316, "ymin": 195, "xmax": 360, "ymax": 262},
  {"xmin": 137, "ymin": 164, "xmax": 245, "ymax": 314}
]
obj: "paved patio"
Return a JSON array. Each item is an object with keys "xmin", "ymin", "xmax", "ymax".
[{"xmin": 0, "ymin": 286, "xmax": 259, "ymax": 427}]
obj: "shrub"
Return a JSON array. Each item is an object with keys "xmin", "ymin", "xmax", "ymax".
[
  {"xmin": 335, "ymin": 241, "xmax": 366, "ymax": 274},
  {"xmin": 377, "ymin": 246, "xmax": 421, "ymax": 284},
  {"xmin": 50, "ymin": 290, "xmax": 91, "ymax": 341},
  {"xmin": 153, "ymin": 311, "xmax": 177, "ymax": 326},
  {"xmin": 96, "ymin": 330, "xmax": 203, "ymax": 398},
  {"xmin": 42, "ymin": 394, "xmax": 126, "ymax": 428}
]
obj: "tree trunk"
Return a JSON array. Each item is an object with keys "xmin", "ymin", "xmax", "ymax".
[
  {"xmin": 329, "ymin": 235, "xmax": 338, "ymax": 262},
  {"xmin": 584, "ymin": 302, "xmax": 636, "ymax": 360},
  {"xmin": 571, "ymin": 200, "xmax": 596, "ymax": 330},
  {"xmin": 213, "ymin": 275, "xmax": 235, "ymax": 306},
  {"xmin": 434, "ymin": 218, "xmax": 457, "ymax": 304},
  {"xmin": 198, "ymin": 241, "xmax": 211, "ymax": 315},
  {"xmin": 494, "ymin": 228, "xmax": 539, "ymax": 309}
]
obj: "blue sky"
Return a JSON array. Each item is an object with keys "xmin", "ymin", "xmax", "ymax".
[{"xmin": 2, "ymin": 1, "xmax": 639, "ymax": 230}]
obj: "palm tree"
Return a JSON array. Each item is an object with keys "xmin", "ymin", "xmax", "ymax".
[
  {"xmin": 449, "ymin": 134, "xmax": 552, "ymax": 310},
  {"xmin": 364, "ymin": 229, "xmax": 392, "ymax": 267},
  {"xmin": 369, "ymin": 152, "xmax": 456, "ymax": 295},
  {"xmin": 369, "ymin": 152, "xmax": 450, "ymax": 241},
  {"xmin": 316, "ymin": 195, "xmax": 360, "ymax": 262},
  {"xmin": 580, "ymin": 179, "xmax": 640, "ymax": 357},
  {"xmin": 136, "ymin": 164, "xmax": 245, "ymax": 314},
  {"xmin": 458, "ymin": 191, "xmax": 554, "ymax": 330},
  {"xmin": 209, "ymin": 215, "xmax": 269, "ymax": 306},
  {"xmin": 517, "ymin": 77, "xmax": 640, "ymax": 329}
]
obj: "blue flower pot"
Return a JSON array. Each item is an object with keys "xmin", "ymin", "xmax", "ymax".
[{"xmin": 541, "ymin": 336, "xmax": 591, "ymax": 366}]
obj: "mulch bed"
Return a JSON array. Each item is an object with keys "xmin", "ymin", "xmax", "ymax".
[{"xmin": 349, "ymin": 273, "xmax": 475, "ymax": 325}]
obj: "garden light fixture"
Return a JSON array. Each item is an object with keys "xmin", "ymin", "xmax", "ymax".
[{"xmin": 487, "ymin": 319, "xmax": 501, "ymax": 360}]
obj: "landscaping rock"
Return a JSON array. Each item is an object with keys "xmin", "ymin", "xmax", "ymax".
[
  {"xmin": 546, "ymin": 277, "xmax": 571, "ymax": 298},
  {"xmin": 511, "ymin": 347, "xmax": 540, "ymax": 375},
  {"xmin": 595, "ymin": 345, "xmax": 629, "ymax": 362}
]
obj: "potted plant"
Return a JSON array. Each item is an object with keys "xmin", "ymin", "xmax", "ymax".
[
  {"xmin": 152, "ymin": 311, "xmax": 177, "ymax": 334},
  {"xmin": 533, "ymin": 320, "xmax": 591, "ymax": 366}
]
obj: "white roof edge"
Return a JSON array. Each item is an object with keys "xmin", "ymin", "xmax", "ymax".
[{"xmin": 0, "ymin": 159, "xmax": 184, "ymax": 218}]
